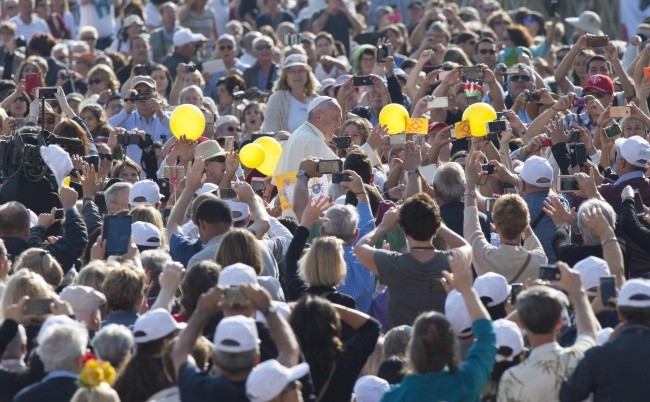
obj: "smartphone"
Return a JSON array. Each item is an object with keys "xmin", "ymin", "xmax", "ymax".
[
  {"xmin": 25, "ymin": 72, "xmax": 43, "ymax": 95},
  {"xmin": 569, "ymin": 131, "xmax": 581, "ymax": 143},
  {"xmin": 23, "ymin": 298, "xmax": 53, "ymax": 315},
  {"xmin": 526, "ymin": 92, "xmax": 541, "ymax": 102},
  {"xmin": 449, "ymin": 128, "xmax": 457, "ymax": 140},
  {"xmin": 600, "ymin": 276, "xmax": 616, "ymax": 307},
  {"xmin": 487, "ymin": 120, "xmax": 508, "ymax": 133},
  {"xmin": 586, "ymin": 35, "xmax": 609, "ymax": 47},
  {"xmin": 133, "ymin": 64, "xmax": 150, "ymax": 75},
  {"xmin": 333, "ymin": 136, "xmax": 352, "ymax": 149},
  {"xmin": 460, "ymin": 66, "xmax": 484, "ymax": 81},
  {"xmin": 604, "ymin": 124, "xmax": 622, "ymax": 139},
  {"xmin": 556, "ymin": 175, "xmax": 579, "ymax": 193},
  {"xmin": 389, "ymin": 133, "xmax": 406, "ymax": 144},
  {"xmin": 218, "ymin": 188, "xmax": 237, "ymax": 199},
  {"xmin": 163, "ymin": 165, "xmax": 186, "ymax": 179},
  {"xmin": 251, "ymin": 177, "xmax": 265, "ymax": 196},
  {"xmin": 37, "ymin": 87, "xmax": 57, "ymax": 100},
  {"xmin": 510, "ymin": 283, "xmax": 523, "ymax": 304},
  {"xmin": 118, "ymin": 133, "xmax": 141, "ymax": 146},
  {"xmin": 224, "ymin": 136, "xmax": 235, "ymax": 152},
  {"xmin": 540, "ymin": 138, "xmax": 553, "ymax": 147},
  {"xmin": 386, "ymin": 13, "xmax": 402, "ymax": 23},
  {"xmin": 282, "ymin": 32, "xmax": 300, "ymax": 46},
  {"xmin": 437, "ymin": 70, "xmax": 450, "ymax": 81},
  {"xmin": 353, "ymin": 75, "xmax": 374, "ymax": 86},
  {"xmin": 54, "ymin": 208, "xmax": 64, "ymax": 220},
  {"xmin": 428, "ymin": 97, "xmax": 449, "ymax": 108},
  {"xmin": 422, "ymin": 65, "xmax": 438, "ymax": 75},
  {"xmin": 570, "ymin": 143, "xmax": 588, "ymax": 166},
  {"xmin": 103, "ymin": 215, "xmax": 133, "ymax": 256},
  {"xmin": 224, "ymin": 286, "xmax": 248, "ymax": 304},
  {"xmin": 634, "ymin": 189, "xmax": 645, "ymax": 216},
  {"xmin": 317, "ymin": 159, "xmax": 342, "ymax": 174},
  {"xmin": 486, "ymin": 197, "xmax": 497, "ymax": 212},
  {"xmin": 610, "ymin": 106, "xmax": 631, "ymax": 118},
  {"xmin": 539, "ymin": 264, "xmax": 561, "ymax": 281},
  {"xmin": 481, "ymin": 163, "xmax": 494, "ymax": 174},
  {"xmin": 376, "ymin": 44, "xmax": 392, "ymax": 62},
  {"xmin": 496, "ymin": 112, "xmax": 505, "ymax": 119},
  {"xmin": 332, "ymin": 172, "xmax": 350, "ymax": 184},
  {"xmin": 572, "ymin": 97, "xmax": 587, "ymax": 108}
]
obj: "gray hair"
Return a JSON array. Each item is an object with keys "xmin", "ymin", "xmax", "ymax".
[
  {"xmin": 577, "ymin": 198, "xmax": 616, "ymax": 246},
  {"xmin": 92, "ymin": 324, "xmax": 135, "ymax": 369},
  {"xmin": 140, "ymin": 249, "xmax": 172, "ymax": 275},
  {"xmin": 432, "ymin": 162, "xmax": 466, "ymax": 203},
  {"xmin": 322, "ymin": 204, "xmax": 359, "ymax": 240},
  {"xmin": 179, "ymin": 85, "xmax": 203, "ymax": 103},
  {"xmin": 214, "ymin": 348, "xmax": 258, "ymax": 373},
  {"xmin": 384, "ymin": 325, "xmax": 412, "ymax": 359},
  {"xmin": 37, "ymin": 321, "xmax": 88, "ymax": 372},
  {"xmin": 252, "ymin": 35, "xmax": 273, "ymax": 49},
  {"xmin": 104, "ymin": 182, "xmax": 132, "ymax": 206}
]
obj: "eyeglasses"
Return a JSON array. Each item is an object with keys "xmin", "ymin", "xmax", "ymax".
[
  {"xmin": 225, "ymin": 126, "xmax": 241, "ymax": 132},
  {"xmin": 15, "ymin": 96, "xmax": 26, "ymax": 102},
  {"xmin": 89, "ymin": 79, "xmax": 102, "ymax": 85},
  {"xmin": 81, "ymin": 36, "xmax": 97, "ymax": 41},
  {"xmin": 207, "ymin": 155, "xmax": 226, "ymax": 163},
  {"xmin": 509, "ymin": 75, "xmax": 531, "ymax": 82},
  {"xmin": 255, "ymin": 44, "xmax": 272, "ymax": 51},
  {"xmin": 219, "ymin": 45, "xmax": 233, "ymax": 51},
  {"xmin": 478, "ymin": 49, "xmax": 496, "ymax": 55},
  {"xmin": 494, "ymin": 21, "xmax": 510, "ymax": 26},
  {"xmin": 99, "ymin": 153, "xmax": 113, "ymax": 161}
]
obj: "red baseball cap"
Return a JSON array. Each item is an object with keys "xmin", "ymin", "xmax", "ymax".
[
  {"xmin": 583, "ymin": 74, "xmax": 614, "ymax": 94},
  {"xmin": 428, "ymin": 122, "xmax": 448, "ymax": 134}
]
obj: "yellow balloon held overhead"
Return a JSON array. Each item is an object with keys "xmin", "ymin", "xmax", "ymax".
[
  {"xmin": 462, "ymin": 103, "xmax": 497, "ymax": 137},
  {"xmin": 239, "ymin": 143, "xmax": 266, "ymax": 169},
  {"xmin": 379, "ymin": 103, "xmax": 409, "ymax": 134},
  {"xmin": 254, "ymin": 136, "xmax": 283, "ymax": 176},
  {"xmin": 170, "ymin": 104, "xmax": 205, "ymax": 141}
]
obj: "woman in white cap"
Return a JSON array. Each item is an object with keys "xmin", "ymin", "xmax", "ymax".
[{"xmin": 263, "ymin": 54, "xmax": 319, "ymax": 133}]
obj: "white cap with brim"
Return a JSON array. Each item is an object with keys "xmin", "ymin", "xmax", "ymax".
[
  {"xmin": 173, "ymin": 28, "xmax": 207, "ymax": 47},
  {"xmin": 218, "ymin": 263, "xmax": 258, "ymax": 286},
  {"xmin": 133, "ymin": 308, "xmax": 185, "ymax": 343},
  {"xmin": 246, "ymin": 360, "xmax": 310, "ymax": 402},
  {"xmin": 573, "ymin": 256, "xmax": 610, "ymax": 293},
  {"xmin": 445, "ymin": 289, "xmax": 473, "ymax": 338},
  {"xmin": 615, "ymin": 136, "xmax": 650, "ymax": 168},
  {"xmin": 213, "ymin": 315, "xmax": 260, "ymax": 353},
  {"xmin": 618, "ymin": 279, "xmax": 650, "ymax": 308},
  {"xmin": 353, "ymin": 375, "xmax": 390, "ymax": 402},
  {"xmin": 515, "ymin": 155, "xmax": 553, "ymax": 188},
  {"xmin": 493, "ymin": 318, "xmax": 524, "ymax": 362}
]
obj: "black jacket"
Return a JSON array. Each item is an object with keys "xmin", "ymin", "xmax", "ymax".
[{"xmin": 14, "ymin": 376, "xmax": 77, "ymax": 402}]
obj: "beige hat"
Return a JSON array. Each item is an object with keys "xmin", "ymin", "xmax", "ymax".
[
  {"xmin": 195, "ymin": 140, "xmax": 226, "ymax": 160},
  {"xmin": 59, "ymin": 285, "xmax": 107, "ymax": 313}
]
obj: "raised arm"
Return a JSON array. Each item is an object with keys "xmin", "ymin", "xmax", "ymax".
[{"xmin": 167, "ymin": 157, "xmax": 205, "ymax": 235}]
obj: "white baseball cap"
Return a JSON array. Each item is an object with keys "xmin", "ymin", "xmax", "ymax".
[
  {"xmin": 133, "ymin": 308, "xmax": 184, "ymax": 343},
  {"xmin": 353, "ymin": 375, "xmax": 390, "ymax": 402},
  {"xmin": 131, "ymin": 221, "xmax": 162, "ymax": 248},
  {"xmin": 307, "ymin": 96, "xmax": 336, "ymax": 113},
  {"xmin": 573, "ymin": 256, "xmax": 610, "ymax": 292},
  {"xmin": 213, "ymin": 315, "xmax": 260, "ymax": 353},
  {"xmin": 218, "ymin": 263, "xmax": 258, "ymax": 286},
  {"xmin": 224, "ymin": 199, "xmax": 250, "ymax": 222},
  {"xmin": 615, "ymin": 136, "xmax": 650, "ymax": 168},
  {"xmin": 516, "ymin": 155, "xmax": 553, "ymax": 188},
  {"xmin": 444, "ymin": 289, "xmax": 473, "ymax": 338},
  {"xmin": 173, "ymin": 28, "xmax": 207, "ymax": 47},
  {"xmin": 473, "ymin": 272, "xmax": 511, "ymax": 306},
  {"xmin": 596, "ymin": 327, "xmax": 614, "ymax": 345},
  {"xmin": 618, "ymin": 279, "xmax": 650, "ymax": 308},
  {"xmin": 246, "ymin": 359, "xmax": 310, "ymax": 402},
  {"xmin": 59, "ymin": 285, "xmax": 106, "ymax": 313},
  {"xmin": 129, "ymin": 179, "xmax": 163, "ymax": 206},
  {"xmin": 493, "ymin": 319, "xmax": 524, "ymax": 362},
  {"xmin": 195, "ymin": 182, "xmax": 219, "ymax": 197}
]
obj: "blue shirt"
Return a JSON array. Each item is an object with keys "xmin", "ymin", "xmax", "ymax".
[
  {"xmin": 524, "ymin": 191, "xmax": 568, "ymax": 264},
  {"xmin": 178, "ymin": 362, "xmax": 248, "ymax": 402},
  {"xmin": 337, "ymin": 201, "xmax": 376, "ymax": 313},
  {"xmin": 206, "ymin": 59, "xmax": 249, "ymax": 100},
  {"xmin": 108, "ymin": 108, "xmax": 172, "ymax": 166},
  {"xmin": 381, "ymin": 319, "xmax": 497, "ymax": 402},
  {"xmin": 170, "ymin": 232, "xmax": 203, "ymax": 268}
]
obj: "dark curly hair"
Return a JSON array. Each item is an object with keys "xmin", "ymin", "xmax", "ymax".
[{"xmin": 399, "ymin": 193, "xmax": 442, "ymax": 241}]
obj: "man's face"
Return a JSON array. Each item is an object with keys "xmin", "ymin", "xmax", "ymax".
[
  {"xmin": 18, "ymin": 0, "xmax": 32, "ymax": 15},
  {"xmin": 507, "ymin": 68, "xmax": 534, "ymax": 98},
  {"xmin": 109, "ymin": 189, "xmax": 130, "ymax": 214},
  {"xmin": 315, "ymin": 103, "xmax": 342, "ymax": 138},
  {"xmin": 134, "ymin": 83, "xmax": 156, "ymax": 115},
  {"xmin": 204, "ymin": 155, "xmax": 227, "ymax": 184},
  {"xmin": 254, "ymin": 39, "xmax": 273, "ymax": 62},
  {"xmin": 407, "ymin": 5, "xmax": 424, "ymax": 23},
  {"xmin": 80, "ymin": 31, "xmax": 97, "ymax": 50},
  {"xmin": 130, "ymin": 37, "xmax": 150, "ymax": 64},
  {"xmin": 3, "ymin": 0, "xmax": 19, "ymax": 18},
  {"xmin": 367, "ymin": 86, "xmax": 383, "ymax": 111},
  {"xmin": 218, "ymin": 39, "xmax": 236, "ymax": 61},
  {"xmin": 587, "ymin": 59, "xmax": 611, "ymax": 78},
  {"xmin": 216, "ymin": 123, "xmax": 241, "ymax": 139},
  {"xmin": 161, "ymin": 5, "xmax": 176, "ymax": 26},
  {"xmin": 476, "ymin": 41, "xmax": 497, "ymax": 66},
  {"xmin": 0, "ymin": 29, "xmax": 15, "ymax": 46},
  {"xmin": 584, "ymin": 90, "xmax": 612, "ymax": 111}
]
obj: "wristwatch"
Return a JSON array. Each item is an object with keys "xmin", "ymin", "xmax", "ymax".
[
  {"xmin": 263, "ymin": 304, "xmax": 278, "ymax": 316},
  {"xmin": 297, "ymin": 170, "xmax": 310, "ymax": 179},
  {"xmin": 407, "ymin": 168, "xmax": 419, "ymax": 175}
]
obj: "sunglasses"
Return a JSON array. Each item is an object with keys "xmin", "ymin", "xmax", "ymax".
[
  {"xmin": 494, "ymin": 21, "xmax": 510, "ymax": 26},
  {"xmin": 89, "ymin": 79, "xmax": 102, "ymax": 85},
  {"xmin": 207, "ymin": 155, "xmax": 226, "ymax": 163},
  {"xmin": 478, "ymin": 49, "xmax": 496, "ymax": 55},
  {"xmin": 255, "ymin": 44, "xmax": 272, "ymax": 51},
  {"xmin": 509, "ymin": 75, "xmax": 531, "ymax": 82},
  {"xmin": 220, "ymin": 45, "xmax": 234, "ymax": 51},
  {"xmin": 15, "ymin": 96, "xmax": 26, "ymax": 102},
  {"xmin": 99, "ymin": 153, "xmax": 113, "ymax": 161},
  {"xmin": 225, "ymin": 126, "xmax": 242, "ymax": 132}
]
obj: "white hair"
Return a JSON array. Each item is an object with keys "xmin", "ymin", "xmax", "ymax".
[
  {"xmin": 577, "ymin": 198, "xmax": 617, "ymax": 245},
  {"xmin": 37, "ymin": 321, "xmax": 88, "ymax": 372},
  {"xmin": 322, "ymin": 204, "xmax": 359, "ymax": 240},
  {"xmin": 92, "ymin": 324, "xmax": 135, "ymax": 369}
]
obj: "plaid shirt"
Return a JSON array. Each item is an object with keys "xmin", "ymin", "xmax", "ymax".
[{"xmin": 337, "ymin": 201, "xmax": 376, "ymax": 313}]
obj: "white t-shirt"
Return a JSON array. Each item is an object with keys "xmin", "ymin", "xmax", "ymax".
[
  {"xmin": 208, "ymin": 0, "xmax": 228, "ymax": 36},
  {"xmin": 79, "ymin": 3, "xmax": 116, "ymax": 38},
  {"xmin": 144, "ymin": 2, "xmax": 162, "ymax": 28},
  {"xmin": 287, "ymin": 95, "xmax": 309, "ymax": 133},
  {"xmin": 9, "ymin": 15, "xmax": 51, "ymax": 41}
]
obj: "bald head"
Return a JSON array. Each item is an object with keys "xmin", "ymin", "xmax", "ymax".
[{"xmin": 0, "ymin": 201, "xmax": 29, "ymax": 238}]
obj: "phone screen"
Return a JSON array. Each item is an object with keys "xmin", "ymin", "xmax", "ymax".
[
  {"xmin": 557, "ymin": 176, "xmax": 579, "ymax": 192},
  {"xmin": 539, "ymin": 265, "xmax": 561, "ymax": 280},
  {"xmin": 634, "ymin": 190, "xmax": 645, "ymax": 216},
  {"xmin": 317, "ymin": 159, "xmax": 342, "ymax": 174},
  {"xmin": 25, "ymin": 72, "xmax": 43, "ymax": 95},
  {"xmin": 487, "ymin": 121, "xmax": 508, "ymax": 133},
  {"xmin": 600, "ymin": 276, "xmax": 616, "ymax": 307},
  {"xmin": 103, "ymin": 215, "xmax": 133, "ymax": 256},
  {"xmin": 23, "ymin": 298, "xmax": 53, "ymax": 315}
]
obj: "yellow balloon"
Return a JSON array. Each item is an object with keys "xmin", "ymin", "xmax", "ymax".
[
  {"xmin": 254, "ymin": 136, "xmax": 283, "ymax": 176},
  {"xmin": 239, "ymin": 143, "xmax": 266, "ymax": 169},
  {"xmin": 378, "ymin": 104, "xmax": 409, "ymax": 134},
  {"xmin": 170, "ymin": 105, "xmax": 205, "ymax": 141},
  {"xmin": 462, "ymin": 103, "xmax": 497, "ymax": 137}
]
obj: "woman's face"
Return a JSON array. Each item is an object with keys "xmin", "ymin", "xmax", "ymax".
[
  {"xmin": 315, "ymin": 37, "xmax": 333, "ymax": 57},
  {"xmin": 21, "ymin": 63, "xmax": 39, "ymax": 79},
  {"xmin": 217, "ymin": 84, "xmax": 231, "ymax": 106},
  {"xmin": 625, "ymin": 118, "xmax": 646, "ymax": 139},
  {"xmin": 182, "ymin": 73, "xmax": 201, "ymax": 88},
  {"xmin": 343, "ymin": 123, "xmax": 364, "ymax": 146},
  {"xmin": 126, "ymin": 23, "xmax": 143, "ymax": 38},
  {"xmin": 385, "ymin": 30, "xmax": 402, "ymax": 52},
  {"xmin": 285, "ymin": 67, "xmax": 308, "ymax": 92},
  {"xmin": 106, "ymin": 99, "xmax": 123, "ymax": 118},
  {"xmin": 574, "ymin": 54, "xmax": 588, "ymax": 79},
  {"xmin": 182, "ymin": 90, "xmax": 202, "ymax": 107},
  {"xmin": 80, "ymin": 110, "xmax": 99, "ymax": 131},
  {"xmin": 10, "ymin": 94, "xmax": 27, "ymax": 116},
  {"xmin": 88, "ymin": 74, "xmax": 109, "ymax": 94},
  {"xmin": 151, "ymin": 70, "xmax": 169, "ymax": 94},
  {"xmin": 360, "ymin": 53, "xmax": 375, "ymax": 75},
  {"xmin": 244, "ymin": 106, "xmax": 262, "ymax": 130},
  {"xmin": 120, "ymin": 165, "xmax": 140, "ymax": 183}
]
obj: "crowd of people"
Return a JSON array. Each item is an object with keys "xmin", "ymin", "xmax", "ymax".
[{"xmin": 0, "ymin": 0, "xmax": 649, "ymax": 401}]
